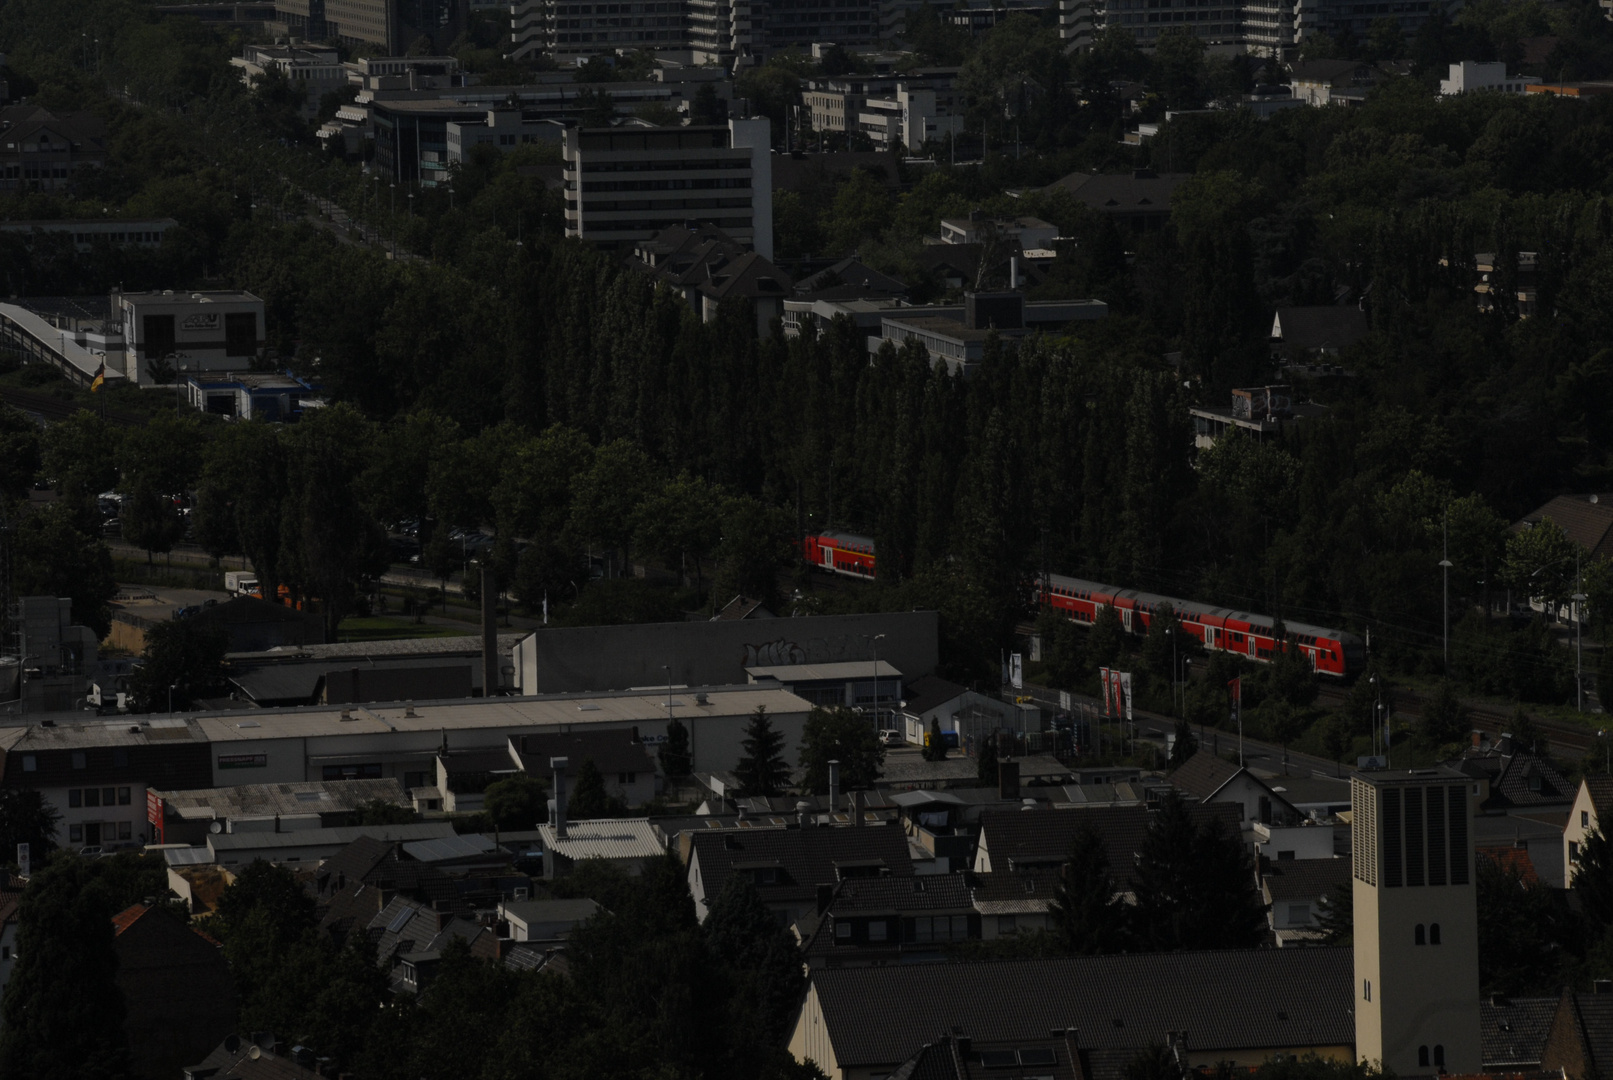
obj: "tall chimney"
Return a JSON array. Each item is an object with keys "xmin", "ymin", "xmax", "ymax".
[
  {"xmin": 481, "ymin": 566, "xmax": 498, "ymax": 698},
  {"xmin": 850, "ymin": 789, "xmax": 862, "ymax": 827},
  {"xmin": 551, "ymin": 756, "xmax": 569, "ymax": 838},
  {"xmin": 828, "ymin": 760, "xmax": 840, "ymax": 812}
]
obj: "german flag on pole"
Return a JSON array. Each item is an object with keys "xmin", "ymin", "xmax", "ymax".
[{"xmin": 90, "ymin": 361, "xmax": 105, "ymax": 392}]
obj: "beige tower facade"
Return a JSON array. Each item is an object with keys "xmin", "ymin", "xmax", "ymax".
[{"xmin": 1352, "ymin": 768, "xmax": 1481, "ymax": 1075}]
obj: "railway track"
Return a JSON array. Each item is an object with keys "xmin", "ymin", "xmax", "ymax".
[
  {"xmin": 1314, "ymin": 684, "xmax": 1602, "ymax": 756},
  {"xmin": 0, "ymin": 386, "xmax": 145, "ymax": 427}
]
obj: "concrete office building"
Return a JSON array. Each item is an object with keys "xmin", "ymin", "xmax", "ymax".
[
  {"xmin": 561, "ymin": 119, "xmax": 772, "ymax": 256},
  {"xmin": 231, "ymin": 44, "xmax": 348, "ymax": 119},
  {"xmin": 510, "ymin": 0, "xmax": 692, "ymax": 61},
  {"xmin": 116, "ymin": 290, "xmax": 266, "ymax": 386},
  {"xmin": 1352, "ymin": 768, "xmax": 1480, "ymax": 1076},
  {"xmin": 280, "ymin": 0, "xmax": 468, "ymax": 53},
  {"xmin": 0, "ymin": 218, "xmax": 176, "ymax": 253},
  {"xmin": 512, "ymin": 610, "xmax": 938, "ymax": 694}
]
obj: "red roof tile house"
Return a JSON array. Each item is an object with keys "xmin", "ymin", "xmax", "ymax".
[{"xmin": 112, "ymin": 903, "xmax": 238, "ymax": 1079}]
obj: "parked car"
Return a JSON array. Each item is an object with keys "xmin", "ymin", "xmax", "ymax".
[{"xmin": 880, "ymin": 729, "xmax": 903, "ymax": 747}]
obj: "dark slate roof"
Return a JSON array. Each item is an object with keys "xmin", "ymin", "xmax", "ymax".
[
  {"xmin": 1511, "ymin": 496, "xmax": 1613, "ymax": 561},
  {"xmin": 1041, "ymin": 169, "xmax": 1189, "ymax": 216},
  {"xmin": 1588, "ymin": 776, "xmax": 1613, "ymax": 820},
  {"xmin": 690, "ymin": 825, "xmax": 914, "ymax": 905},
  {"xmin": 903, "ymin": 674, "xmax": 969, "ymax": 717},
  {"xmin": 1561, "ymin": 989, "xmax": 1613, "ymax": 1075},
  {"xmin": 1482, "ymin": 996, "xmax": 1558, "ymax": 1068},
  {"xmin": 890, "ymin": 1035, "xmax": 1083, "ymax": 1080},
  {"xmin": 184, "ymin": 1037, "xmax": 322, "ymax": 1079},
  {"xmin": 794, "ymin": 257, "xmax": 908, "ymax": 300},
  {"xmin": 1271, "ymin": 306, "xmax": 1369, "ymax": 353},
  {"xmin": 697, "ymin": 250, "xmax": 793, "ymax": 301},
  {"xmin": 315, "ymin": 835, "xmax": 394, "ymax": 898},
  {"xmin": 318, "ymin": 879, "xmax": 388, "ymax": 942},
  {"xmin": 810, "ymin": 949, "xmax": 1354, "ymax": 1069},
  {"xmin": 1167, "ymin": 749, "xmax": 1248, "ymax": 800},
  {"xmin": 968, "ymin": 869, "xmax": 1062, "ymax": 914},
  {"xmin": 1446, "ymin": 748, "xmax": 1575, "ymax": 810},
  {"xmin": 513, "ymin": 730, "xmax": 657, "ymax": 777},
  {"xmin": 977, "ymin": 803, "xmax": 1243, "ymax": 878},
  {"xmin": 832, "ymin": 874, "xmax": 974, "ymax": 914},
  {"xmin": 1261, "ymin": 857, "xmax": 1351, "ymax": 903}
]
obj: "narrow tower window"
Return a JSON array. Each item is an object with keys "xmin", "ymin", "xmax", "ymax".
[
  {"xmin": 1430, "ymin": 923, "xmax": 1441, "ymax": 945},
  {"xmin": 1414, "ymin": 924, "xmax": 1426, "ymax": 946},
  {"xmin": 1419, "ymin": 1048, "xmax": 1430, "ymax": 1068}
]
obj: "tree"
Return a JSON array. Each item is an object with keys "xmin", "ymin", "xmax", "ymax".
[
  {"xmin": 703, "ymin": 875, "xmax": 805, "ymax": 1049},
  {"xmin": 1086, "ymin": 603, "xmax": 1125, "ymax": 673},
  {"xmin": 39, "ymin": 409, "xmax": 119, "ymax": 511},
  {"xmin": 567, "ymin": 758, "xmax": 622, "ymax": 819},
  {"xmin": 1131, "ymin": 790, "xmax": 1267, "ymax": 951},
  {"xmin": 661, "ymin": 717, "xmax": 692, "ymax": 780},
  {"xmin": 118, "ymin": 474, "xmax": 185, "ymax": 564},
  {"xmin": 11, "ymin": 501, "xmax": 116, "ymax": 640},
  {"xmin": 1574, "ymin": 826, "xmax": 1613, "ymax": 933},
  {"xmin": 977, "ymin": 734, "xmax": 1000, "ymax": 785},
  {"xmin": 0, "ymin": 404, "xmax": 41, "ymax": 503},
  {"xmin": 1047, "ymin": 825, "xmax": 1130, "ymax": 954},
  {"xmin": 1315, "ymin": 881, "xmax": 1352, "ymax": 946},
  {"xmin": 483, "ymin": 773, "xmax": 546, "ymax": 829},
  {"xmin": 128, "ymin": 617, "xmax": 229, "ymax": 713},
  {"xmin": 926, "ymin": 718, "xmax": 949, "ymax": 761},
  {"xmin": 0, "ymin": 856, "xmax": 131, "ymax": 1079},
  {"xmin": 1477, "ymin": 853, "xmax": 1578, "ymax": 995},
  {"xmin": 1503, "ymin": 517, "xmax": 1580, "ymax": 613},
  {"xmin": 1121, "ymin": 1043, "xmax": 1182, "ymax": 1080},
  {"xmin": 1421, "ymin": 680, "xmax": 1471, "ymax": 748},
  {"xmin": 0, "ymin": 790, "xmax": 60, "ymax": 864},
  {"xmin": 798, "ymin": 706, "xmax": 885, "ymax": 793},
  {"xmin": 354, "ymin": 799, "xmax": 418, "ymax": 826},
  {"xmin": 1167, "ymin": 717, "xmax": 1197, "ymax": 769},
  {"xmin": 735, "ymin": 706, "xmax": 792, "ymax": 797}
]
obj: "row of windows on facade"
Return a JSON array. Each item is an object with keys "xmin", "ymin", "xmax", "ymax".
[
  {"xmin": 67, "ymin": 786, "xmax": 133, "ymax": 808},
  {"xmin": 575, "ymin": 198, "xmax": 754, "ymax": 212},
  {"xmin": 2, "ymin": 166, "xmax": 72, "ymax": 180}
]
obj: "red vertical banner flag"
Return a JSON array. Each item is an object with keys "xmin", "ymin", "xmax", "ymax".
[
  {"xmin": 1229, "ymin": 677, "xmax": 1241, "ymax": 725},
  {"xmin": 1099, "ymin": 667, "xmax": 1111, "ymax": 716}
]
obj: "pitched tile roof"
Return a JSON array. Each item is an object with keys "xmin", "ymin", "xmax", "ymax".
[
  {"xmin": 1041, "ymin": 169, "xmax": 1190, "ymax": 215},
  {"xmin": 891, "ymin": 1035, "xmax": 1083, "ymax": 1080},
  {"xmin": 691, "ymin": 825, "xmax": 914, "ymax": 906},
  {"xmin": 831, "ymin": 874, "xmax": 974, "ymax": 914},
  {"xmin": 968, "ymin": 869, "xmax": 1061, "ymax": 914},
  {"xmin": 1261, "ymin": 857, "xmax": 1351, "ymax": 903},
  {"xmin": 184, "ymin": 1036, "xmax": 323, "ymax": 1079},
  {"xmin": 1511, "ymin": 496, "xmax": 1613, "ymax": 560},
  {"xmin": 1587, "ymin": 776, "xmax": 1613, "ymax": 821},
  {"xmin": 112, "ymin": 903, "xmax": 149, "ymax": 936},
  {"xmin": 809, "ymin": 949, "xmax": 1354, "ymax": 1069},
  {"xmin": 1479, "ymin": 846, "xmax": 1540, "ymax": 884},
  {"xmin": 1167, "ymin": 749, "xmax": 1248, "ymax": 800},
  {"xmin": 1482, "ymin": 996, "xmax": 1558, "ymax": 1068},
  {"xmin": 976, "ymin": 803, "xmax": 1243, "ymax": 878}
]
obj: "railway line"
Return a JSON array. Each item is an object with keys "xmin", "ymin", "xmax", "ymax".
[{"xmin": 0, "ymin": 386, "xmax": 145, "ymax": 427}]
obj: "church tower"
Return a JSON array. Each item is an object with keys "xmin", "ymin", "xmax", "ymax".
[{"xmin": 1352, "ymin": 768, "xmax": 1481, "ymax": 1074}]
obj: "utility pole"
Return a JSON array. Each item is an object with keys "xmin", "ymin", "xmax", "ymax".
[{"xmin": 1439, "ymin": 510, "xmax": 1453, "ymax": 673}]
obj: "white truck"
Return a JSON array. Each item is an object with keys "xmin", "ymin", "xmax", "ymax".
[{"xmin": 225, "ymin": 571, "xmax": 260, "ymax": 597}]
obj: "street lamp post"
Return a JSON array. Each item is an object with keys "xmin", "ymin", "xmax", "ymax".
[
  {"xmin": 871, "ymin": 633, "xmax": 887, "ymax": 730},
  {"xmin": 1575, "ymin": 553, "xmax": 1586, "ymax": 712}
]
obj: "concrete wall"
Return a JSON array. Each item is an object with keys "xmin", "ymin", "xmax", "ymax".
[{"xmin": 514, "ymin": 611, "xmax": 939, "ymax": 695}]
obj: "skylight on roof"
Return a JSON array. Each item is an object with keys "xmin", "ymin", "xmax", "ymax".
[{"xmin": 387, "ymin": 907, "xmax": 416, "ymax": 934}]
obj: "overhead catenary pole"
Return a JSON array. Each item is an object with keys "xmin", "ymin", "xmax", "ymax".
[{"xmin": 1439, "ymin": 510, "xmax": 1453, "ymax": 673}]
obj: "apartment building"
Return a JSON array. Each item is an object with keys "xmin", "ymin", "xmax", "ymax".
[
  {"xmin": 804, "ymin": 69, "xmax": 961, "ymax": 150},
  {"xmin": 232, "ymin": 44, "xmax": 348, "ymax": 118},
  {"xmin": 279, "ymin": 0, "xmax": 466, "ymax": 53},
  {"xmin": 1056, "ymin": 0, "xmax": 1452, "ymax": 56},
  {"xmin": 562, "ymin": 119, "xmax": 772, "ymax": 256},
  {"xmin": 0, "ymin": 105, "xmax": 108, "ymax": 194}
]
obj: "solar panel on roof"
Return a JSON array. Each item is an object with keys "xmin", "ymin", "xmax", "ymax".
[{"xmin": 387, "ymin": 907, "xmax": 415, "ymax": 933}]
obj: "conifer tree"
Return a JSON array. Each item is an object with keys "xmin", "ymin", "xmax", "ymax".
[
  {"xmin": 1048, "ymin": 825, "xmax": 1130, "ymax": 954},
  {"xmin": 735, "ymin": 706, "xmax": 791, "ymax": 797},
  {"xmin": 1167, "ymin": 717, "xmax": 1198, "ymax": 770}
]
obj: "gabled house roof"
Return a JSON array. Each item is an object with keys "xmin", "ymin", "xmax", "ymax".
[
  {"xmin": 1260, "ymin": 856, "xmax": 1351, "ymax": 903},
  {"xmin": 902, "ymin": 674, "xmax": 969, "ymax": 716},
  {"xmin": 890, "ymin": 1033, "xmax": 1083, "ymax": 1080},
  {"xmin": 975, "ymin": 802, "xmax": 1243, "ymax": 878},
  {"xmin": 1482, "ymin": 995, "xmax": 1559, "ymax": 1069},
  {"xmin": 1041, "ymin": 169, "xmax": 1190, "ymax": 216},
  {"xmin": 1270, "ymin": 305, "xmax": 1369, "ymax": 353},
  {"xmin": 1167, "ymin": 749, "xmax": 1299, "ymax": 817},
  {"xmin": 1585, "ymin": 775, "xmax": 1613, "ymax": 821},
  {"xmin": 1542, "ymin": 987, "xmax": 1613, "ymax": 1080},
  {"xmin": 794, "ymin": 257, "xmax": 908, "ymax": 301},
  {"xmin": 806, "ymin": 949, "xmax": 1354, "ymax": 1072},
  {"xmin": 1445, "ymin": 744, "xmax": 1575, "ymax": 810},
  {"xmin": 690, "ymin": 825, "xmax": 914, "ymax": 907},
  {"xmin": 697, "ymin": 250, "xmax": 793, "ymax": 302},
  {"xmin": 1511, "ymin": 496, "xmax": 1613, "ymax": 560}
]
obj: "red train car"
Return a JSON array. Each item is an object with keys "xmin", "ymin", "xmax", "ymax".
[
  {"xmin": 802, "ymin": 530, "xmax": 877, "ymax": 579},
  {"xmin": 1035, "ymin": 573, "xmax": 1364, "ymax": 677}
]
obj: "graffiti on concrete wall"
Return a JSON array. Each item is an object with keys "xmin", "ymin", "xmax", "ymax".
[{"xmin": 741, "ymin": 635, "xmax": 872, "ymax": 668}]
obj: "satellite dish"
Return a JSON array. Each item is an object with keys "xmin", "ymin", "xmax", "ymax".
[
  {"xmin": 248, "ymin": 1046, "xmax": 262, "ymax": 1060},
  {"xmin": 209, "ymin": 821, "xmax": 223, "ymax": 835}
]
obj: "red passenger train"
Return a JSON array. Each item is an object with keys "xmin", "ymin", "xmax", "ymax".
[{"xmin": 802, "ymin": 531, "xmax": 1365, "ymax": 677}]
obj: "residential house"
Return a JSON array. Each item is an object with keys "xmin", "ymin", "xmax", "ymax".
[
  {"xmin": 788, "ymin": 950, "xmax": 1355, "ymax": 1080},
  {"xmin": 1512, "ymin": 494, "xmax": 1613, "ymax": 569},
  {"xmin": 1040, "ymin": 169, "xmax": 1190, "ymax": 233},
  {"xmin": 365, "ymin": 895, "xmax": 501, "ymax": 994},
  {"xmin": 972, "ymin": 802, "xmax": 1244, "ymax": 876},
  {"xmin": 0, "ymin": 105, "xmax": 108, "ymax": 192},
  {"xmin": 1288, "ymin": 60, "xmax": 1382, "ymax": 105},
  {"xmin": 1259, "ymin": 855, "xmax": 1350, "ymax": 945},
  {"xmin": 792, "ymin": 257, "xmax": 909, "ymax": 304},
  {"xmin": 513, "ymin": 729, "xmax": 659, "ymax": 808},
  {"xmin": 1270, "ymin": 305, "xmax": 1369, "ymax": 361},
  {"xmin": 184, "ymin": 1034, "xmax": 324, "ymax": 1079},
  {"xmin": 1475, "ymin": 251, "xmax": 1539, "ymax": 317},
  {"xmin": 1462, "ymin": 738, "xmax": 1576, "ymax": 813},
  {"xmin": 687, "ymin": 825, "xmax": 916, "ymax": 923},
  {"xmin": 499, "ymin": 897, "xmax": 600, "ymax": 943},
  {"xmin": 113, "ymin": 904, "xmax": 238, "ymax": 1079},
  {"xmin": 1567, "ymin": 776, "xmax": 1613, "ymax": 878},
  {"xmin": 970, "ymin": 868, "xmax": 1059, "ymax": 939},
  {"xmin": 1540, "ymin": 986, "xmax": 1613, "ymax": 1079},
  {"xmin": 798, "ymin": 874, "xmax": 978, "ymax": 968},
  {"xmin": 629, "ymin": 224, "xmax": 793, "ymax": 337},
  {"xmin": 436, "ymin": 746, "xmax": 522, "ymax": 814},
  {"xmin": 539, "ymin": 817, "xmax": 667, "ymax": 879},
  {"xmin": 898, "ymin": 675, "xmax": 1023, "ymax": 749},
  {"xmin": 1189, "ymin": 385, "xmax": 1328, "ymax": 449},
  {"xmin": 1167, "ymin": 749, "xmax": 1301, "ymax": 831}
]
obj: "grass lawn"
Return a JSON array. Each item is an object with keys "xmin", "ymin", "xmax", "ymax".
[{"xmin": 336, "ymin": 616, "xmax": 466, "ymax": 642}]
